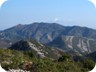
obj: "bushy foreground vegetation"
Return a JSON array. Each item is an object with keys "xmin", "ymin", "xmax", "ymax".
[{"xmin": 0, "ymin": 49, "xmax": 95, "ymax": 72}]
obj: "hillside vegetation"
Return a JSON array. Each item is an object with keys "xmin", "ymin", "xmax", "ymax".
[{"xmin": 0, "ymin": 49, "xmax": 95, "ymax": 72}]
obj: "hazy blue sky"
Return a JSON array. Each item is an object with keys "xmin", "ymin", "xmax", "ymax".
[{"xmin": 0, "ymin": 0, "xmax": 96, "ymax": 30}]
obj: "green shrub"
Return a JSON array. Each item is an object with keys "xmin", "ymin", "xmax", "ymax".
[{"xmin": 58, "ymin": 54, "xmax": 71, "ymax": 62}]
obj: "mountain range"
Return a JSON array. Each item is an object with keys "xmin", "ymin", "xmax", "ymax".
[{"xmin": 0, "ymin": 22, "xmax": 96, "ymax": 56}]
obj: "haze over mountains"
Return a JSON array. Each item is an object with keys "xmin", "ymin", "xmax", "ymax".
[{"xmin": 0, "ymin": 22, "xmax": 96, "ymax": 56}]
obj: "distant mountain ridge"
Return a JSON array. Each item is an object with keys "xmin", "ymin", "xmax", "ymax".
[
  {"xmin": 0, "ymin": 22, "xmax": 96, "ymax": 42},
  {"xmin": 0, "ymin": 22, "xmax": 65, "ymax": 43},
  {"xmin": 48, "ymin": 35, "xmax": 96, "ymax": 55},
  {"xmin": 0, "ymin": 22, "xmax": 96, "ymax": 55}
]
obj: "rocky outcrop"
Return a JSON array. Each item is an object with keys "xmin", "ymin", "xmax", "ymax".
[
  {"xmin": 7, "ymin": 69, "xmax": 30, "ymax": 72},
  {"xmin": 9, "ymin": 40, "xmax": 63, "ymax": 59}
]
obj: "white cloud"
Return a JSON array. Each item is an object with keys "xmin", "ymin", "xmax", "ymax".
[{"xmin": 54, "ymin": 18, "xmax": 59, "ymax": 22}]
